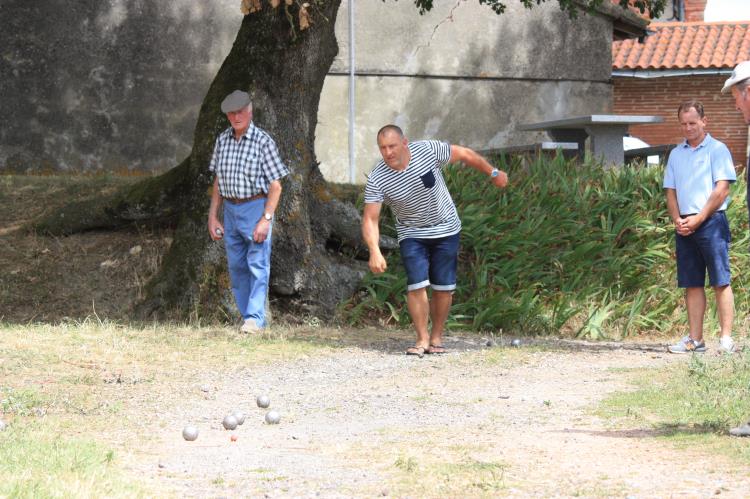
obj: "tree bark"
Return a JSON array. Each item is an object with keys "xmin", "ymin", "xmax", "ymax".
[{"xmin": 34, "ymin": 1, "xmax": 394, "ymax": 321}]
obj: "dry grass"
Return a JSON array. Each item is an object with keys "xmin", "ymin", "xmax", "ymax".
[
  {"xmin": 0, "ymin": 174, "xmax": 172, "ymax": 323},
  {"xmin": 0, "ymin": 320, "xmax": 343, "ymax": 496}
]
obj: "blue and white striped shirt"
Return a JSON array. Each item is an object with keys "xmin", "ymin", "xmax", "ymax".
[
  {"xmin": 209, "ymin": 123, "xmax": 289, "ymax": 199},
  {"xmin": 364, "ymin": 140, "xmax": 460, "ymax": 242}
]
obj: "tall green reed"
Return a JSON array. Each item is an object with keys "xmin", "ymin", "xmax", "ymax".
[{"xmin": 343, "ymin": 153, "xmax": 750, "ymax": 339}]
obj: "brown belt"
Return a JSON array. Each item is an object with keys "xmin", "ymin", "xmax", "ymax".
[{"xmin": 224, "ymin": 193, "xmax": 267, "ymax": 204}]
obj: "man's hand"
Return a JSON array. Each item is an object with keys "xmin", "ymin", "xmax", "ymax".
[
  {"xmin": 368, "ymin": 251, "xmax": 387, "ymax": 274},
  {"xmin": 253, "ymin": 218, "xmax": 271, "ymax": 243},
  {"xmin": 678, "ymin": 214, "xmax": 704, "ymax": 235},
  {"xmin": 208, "ymin": 217, "xmax": 224, "ymax": 241},
  {"xmin": 492, "ymin": 170, "xmax": 508, "ymax": 188}
]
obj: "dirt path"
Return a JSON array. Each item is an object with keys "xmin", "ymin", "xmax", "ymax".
[{"xmin": 115, "ymin": 335, "xmax": 750, "ymax": 498}]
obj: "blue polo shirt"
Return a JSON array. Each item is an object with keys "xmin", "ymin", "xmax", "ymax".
[{"xmin": 663, "ymin": 133, "xmax": 736, "ymax": 215}]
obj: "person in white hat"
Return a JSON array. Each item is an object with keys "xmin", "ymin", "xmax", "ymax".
[
  {"xmin": 721, "ymin": 61, "xmax": 750, "ymax": 437},
  {"xmin": 207, "ymin": 90, "xmax": 290, "ymax": 333}
]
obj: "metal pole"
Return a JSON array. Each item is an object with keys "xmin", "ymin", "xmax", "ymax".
[{"xmin": 348, "ymin": 0, "xmax": 356, "ymax": 183}]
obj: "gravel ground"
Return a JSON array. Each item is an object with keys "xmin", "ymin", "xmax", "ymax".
[{"xmin": 112, "ymin": 334, "xmax": 750, "ymax": 498}]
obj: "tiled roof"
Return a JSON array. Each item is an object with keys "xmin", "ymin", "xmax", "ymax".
[{"xmin": 613, "ymin": 21, "xmax": 750, "ymax": 70}]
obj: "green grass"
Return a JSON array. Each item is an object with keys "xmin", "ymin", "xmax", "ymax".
[
  {"xmin": 0, "ymin": 420, "xmax": 142, "ymax": 499},
  {"xmin": 598, "ymin": 352, "xmax": 750, "ymax": 462},
  {"xmin": 344, "ymin": 154, "xmax": 750, "ymax": 339}
]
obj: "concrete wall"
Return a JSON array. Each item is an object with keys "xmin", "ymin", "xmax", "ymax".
[
  {"xmin": 317, "ymin": 0, "xmax": 617, "ymax": 183},
  {"xmin": 1, "ymin": 0, "xmax": 621, "ymax": 180},
  {"xmin": 0, "ymin": 0, "xmax": 240, "ymax": 173}
]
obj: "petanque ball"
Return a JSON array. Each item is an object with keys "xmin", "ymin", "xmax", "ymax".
[
  {"xmin": 233, "ymin": 410, "xmax": 246, "ymax": 425},
  {"xmin": 0, "ymin": 420, "xmax": 6, "ymax": 431},
  {"xmin": 265, "ymin": 410, "xmax": 280, "ymax": 425},
  {"xmin": 256, "ymin": 394, "xmax": 270, "ymax": 408},
  {"xmin": 222, "ymin": 414, "xmax": 238, "ymax": 430},
  {"xmin": 511, "ymin": 338, "xmax": 522, "ymax": 348},
  {"xmin": 182, "ymin": 425, "xmax": 199, "ymax": 441}
]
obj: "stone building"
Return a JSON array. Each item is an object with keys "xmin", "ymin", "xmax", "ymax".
[{"xmin": 0, "ymin": 1, "xmax": 647, "ymax": 180}]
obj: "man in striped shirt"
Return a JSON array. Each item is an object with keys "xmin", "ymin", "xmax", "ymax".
[
  {"xmin": 207, "ymin": 90, "xmax": 290, "ymax": 333},
  {"xmin": 362, "ymin": 125, "xmax": 508, "ymax": 357}
]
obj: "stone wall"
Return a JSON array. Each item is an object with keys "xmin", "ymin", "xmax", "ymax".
[
  {"xmin": 317, "ymin": 0, "xmax": 620, "ymax": 182},
  {"xmin": 1, "ymin": 0, "xmax": 633, "ymax": 180},
  {"xmin": 0, "ymin": 0, "xmax": 240, "ymax": 173}
]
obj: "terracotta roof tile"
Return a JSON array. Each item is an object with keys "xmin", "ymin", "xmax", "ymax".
[{"xmin": 613, "ymin": 21, "xmax": 750, "ymax": 70}]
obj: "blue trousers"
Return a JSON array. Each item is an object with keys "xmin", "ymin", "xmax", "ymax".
[{"xmin": 223, "ymin": 199, "xmax": 272, "ymax": 327}]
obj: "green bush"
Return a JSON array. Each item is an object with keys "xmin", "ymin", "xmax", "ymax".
[{"xmin": 343, "ymin": 154, "xmax": 750, "ymax": 339}]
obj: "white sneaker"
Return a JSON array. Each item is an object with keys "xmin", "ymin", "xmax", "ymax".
[
  {"xmin": 240, "ymin": 319, "xmax": 261, "ymax": 334},
  {"xmin": 719, "ymin": 336, "xmax": 735, "ymax": 353}
]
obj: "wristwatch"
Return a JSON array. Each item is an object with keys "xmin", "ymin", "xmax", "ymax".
[
  {"xmin": 263, "ymin": 212, "xmax": 273, "ymax": 221},
  {"xmin": 490, "ymin": 168, "xmax": 500, "ymax": 178}
]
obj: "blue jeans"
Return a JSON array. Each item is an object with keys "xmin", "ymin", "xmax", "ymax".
[
  {"xmin": 399, "ymin": 233, "xmax": 460, "ymax": 292},
  {"xmin": 676, "ymin": 211, "xmax": 731, "ymax": 288},
  {"xmin": 223, "ymin": 199, "xmax": 272, "ymax": 326}
]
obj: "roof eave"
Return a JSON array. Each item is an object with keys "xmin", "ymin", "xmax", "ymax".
[{"xmin": 576, "ymin": 0, "xmax": 650, "ymax": 40}]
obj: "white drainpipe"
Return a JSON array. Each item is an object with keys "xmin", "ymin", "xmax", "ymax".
[{"xmin": 348, "ymin": 0, "xmax": 356, "ymax": 183}]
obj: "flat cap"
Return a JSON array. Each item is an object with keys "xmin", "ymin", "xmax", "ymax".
[{"xmin": 221, "ymin": 90, "xmax": 251, "ymax": 113}]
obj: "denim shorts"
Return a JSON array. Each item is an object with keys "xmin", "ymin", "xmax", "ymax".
[
  {"xmin": 399, "ymin": 233, "xmax": 460, "ymax": 292},
  {"xmin": 676, "ymin": 211, "xmax": 731, "ymax": 288}
]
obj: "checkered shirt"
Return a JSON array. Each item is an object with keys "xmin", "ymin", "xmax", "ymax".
[{"xmin": 209, "ymin": 123, "xmax": 289, "ymax": 199}]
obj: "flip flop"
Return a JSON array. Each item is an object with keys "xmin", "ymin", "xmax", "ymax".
[
  {"xmin": 405, "ymin": 346, "xmax": 425, "ymax": 358},
  {"xmin": 427, "ymin": 344, "xmax": 447, "ymax": 354}
]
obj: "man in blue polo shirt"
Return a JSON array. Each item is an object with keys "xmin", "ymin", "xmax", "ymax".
[
  {"xmin": 362, "ymin": 125, "xmax": 508, "ymax": 357},
  {"xmin": 664, "ymin": 100, "xmax": 736, "ymax": 354}
]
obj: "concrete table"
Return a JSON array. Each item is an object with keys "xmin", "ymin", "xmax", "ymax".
[{"xmin": 519, "ymin": 115, "xmax": 664, "ymax": 166}]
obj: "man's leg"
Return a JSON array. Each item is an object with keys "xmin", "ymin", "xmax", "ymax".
[
  {"xmin": 685, "ymin": 287, "xmax": 706, "ymax": 342},
  {"xmin": 245, "ymin": 229, "xmax": 272, "ymax": 327},
  {"xmin": 399, "ymin": 237, "xmax": 431, "ymax": 354},
  {"xmin": 223, "ymin": 204, "xmax": 252, "ymax": 321},
  {"xmin": 426, "ymin": 233, "xmax": 460, "ymax": 350},
  {"xmin": 406, "ymin": 288, "xmax": 430, "ymax": 350},
  {"xmin": 714, "ymin": 285, "xmax": 733, "ymax": 338},
  {"xmin": 429, "ymin": 291, "xmax": 452, "ymax": 347}
]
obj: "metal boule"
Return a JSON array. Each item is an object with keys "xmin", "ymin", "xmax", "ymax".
[
  {"xmin": 0, "ymin": 420, "xmax": 6, "ymax": 431},
  {"xmin": 233, "ymin": 410, "xmax": 246, "ymax": 425},
  {"xmin": 182, "ymin": 425, "xmax": 199, "ymax": 441},
  {"xmin": 256, "ymin": 394, "xmax": 270, "ymax": 408},
  {"xmin": 511, "ymin": 338, "xmax": 522, "ymax": 347},
  {"xmin": 265, "ymin": 410, "xmax": 280, "ymax": 424},
  {"xmin": 222, "ymin": 414, "xmax": 238, "ymax": 430}
]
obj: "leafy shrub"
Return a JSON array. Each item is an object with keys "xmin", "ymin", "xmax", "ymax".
[{"xmin": 343, "ymin": 153, "xmax": 749, "ymax": 338}]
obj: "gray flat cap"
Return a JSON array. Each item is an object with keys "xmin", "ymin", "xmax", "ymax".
[{"xmin": 221, "ymin": 90, "xmax": 251, "ymax": 113}]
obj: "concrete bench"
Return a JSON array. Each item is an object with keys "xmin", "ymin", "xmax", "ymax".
[{"xmin": 624, "ymin": 144, "xmax": 675, "ymax": 166}]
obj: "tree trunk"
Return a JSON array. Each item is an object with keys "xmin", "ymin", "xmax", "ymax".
[{"xmin": 34, "ymin": 1, "xmax": 394, "ymax": 322}]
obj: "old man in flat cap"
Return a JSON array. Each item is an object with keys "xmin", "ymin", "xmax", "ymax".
[{"xmin": 207, "ymin": 90, "xmax": 289, "ymax": 333}]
